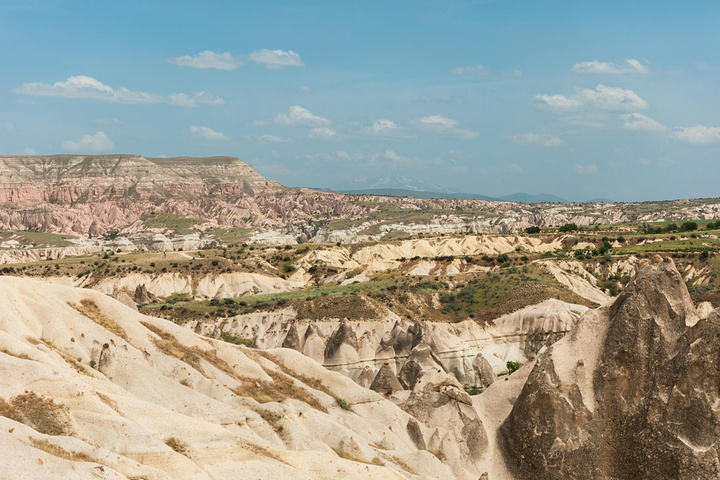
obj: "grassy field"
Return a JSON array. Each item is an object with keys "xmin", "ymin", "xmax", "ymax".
[
  {"xmin": 141, "ymin": 213, "xmax": 203, "ymax": 235},
  {"xmin": 0, "ymin": 231, "xmax": 74, "ymax": 247}
]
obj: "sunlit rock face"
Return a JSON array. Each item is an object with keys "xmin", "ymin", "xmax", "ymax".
[
  {"xmin": 500, "ymin": 256, "xmax": 720, "ymax": 480},
  {"xmin": 193, "ymin": 298, "xmax": 589, "ymax": 390},
  {"xmin": 0, "ymin": 276, "xmax": 492, "ymax": 480}
]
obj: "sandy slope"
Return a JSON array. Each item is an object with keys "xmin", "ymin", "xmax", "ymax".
[{"xmin": 0, "ymin": 277, "xmax": 495, "ymax": 480}]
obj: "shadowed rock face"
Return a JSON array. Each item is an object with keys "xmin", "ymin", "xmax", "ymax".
[
  {"xmin": 500, "ymin": 256, "xmax": 720, "ymax": 480},
  {"xmin": 369, "ymin": 363, "xmax": 404, "ymax": 395},
  {"xmin": 281, "ymin": 323, "xmax": 301, "ymax": 350}
]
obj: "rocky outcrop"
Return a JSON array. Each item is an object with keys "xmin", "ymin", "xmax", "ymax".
[
  {"xmin": 2, "ymin": 155, "xmax": 720, "ymax": 244},
  {"xmin": 401, "ymin": 344, "xmax": 489, "ymax": 463},
  {"xmin": 133, "ymin": 284, "xmax": 151, "ymax": 304},
  {"xmin": 500, "ymin": 256, "xmax": 720, "ymax": 480},
  {"xmin": 191, "ymin": 299, "xmax": 589, "ymax": 389}
]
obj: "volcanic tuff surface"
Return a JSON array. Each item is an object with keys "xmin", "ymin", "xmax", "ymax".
[
  {"xmin": 0, "ymin": 276, "xmax": 490, "ymax": 480},
  {"xmin": 500, "ymin": 256, "xmax": 720, "ymax": 479}
]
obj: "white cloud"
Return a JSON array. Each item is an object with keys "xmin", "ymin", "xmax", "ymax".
[
  {"xmin": 190, "ymin": 126, "xmax": 227, "ymax": 141},
  {"xmin": 272, "ymin": 105, "xmax": 329, "ymax": 126},
  {"xmin": 1, "ymin": 121, "xmax": 14, "ymax": 131},
  {"xmin": 534, "ymin": 84, "xmax": 648, "ymax": 112},
  {"xmin": 300, "ymin": 85, "xmax": 312, "ymax": 93},
  {"xmin": 249, "ymin": 49, "xmax": 304, "ymax": 69},
  {"xmin": 573, "ymin": 163, "xmax": 598, "ymax": 175},
  {"xmin": 420, "ymin": 114, "xmax": 459, "ymax": 129},
  {"xmin": 622, "ymin": 113, "xmax": 666, "ymax": 132},
  {"xmin": 671, "ymin": 125, "xmax": 720, "ymax": 145},
  {"xmin": 418, "ymin": 114, "xmax": 478, "ymax": 139},
  {"xmin": 14, "ymin": 75, "xmax": 224, "ymax": 107},
  {"xmin": 452, "ymin": 64, "xmax": 485, "ymax": 75},
  {"xmin": 309, "ymin": 127, "xmax": 336, "ymax": 139},
  {"xmin": 510, "ymin": 133, "xmax": 564, "ymax": 147},
  {"xmin": 246, "ymin": 134, "xmax": 291, "ymax": 144},
  {"xmin": 169, "ymin": 50, "xmax": 242, "ymax": 70},
  {"xmin": 508, "ymin": 163, "xmax": 523, "ymax": 173},
  {"xmin": 62, "ymin": 131, "xmax": 114, "ymax": 152},
  {"xmin": 571, "ymin": 59, "xmax": 648, "ymax": 75},
  {"xmin": 167, "ymin": 92, "xmax": 224, "ymax": 107},
  {"xmin": 367, "ymin": 119, "xmax": 399, "ymax": 136},
  {"xmin": 19, "ymin": 147, "xmax": 38, "ymax": 155}
]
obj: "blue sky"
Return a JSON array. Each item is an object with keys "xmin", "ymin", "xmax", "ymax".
[{"xmin": 1, "ymin": 0, "xmax": 719, "ymax": 201}]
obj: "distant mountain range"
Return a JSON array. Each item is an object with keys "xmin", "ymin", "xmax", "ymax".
[
  {"xmin": 329, "ymin": 175, "xmax": 609, "ymax": 204},
  {"xmin": 334, "ymin": 175, "xmax": 457, "ymax": 194}
]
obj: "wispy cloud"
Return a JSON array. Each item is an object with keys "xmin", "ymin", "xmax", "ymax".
[
  {"xmin": 369, "ymin": 149, "xmax": 413, "ymax": 167},
  {"xmin": 452, "ymin": 64, "xmax": 486, "ymax": 75},
  {"xmin": 571, "ymin": 59, "xmax": 648, "ymax": 75},
  {"xmin": 63, "ymin": 131, "xmax": 114, "ymax": 152},
  {"xmin": 95, "ymin": 118, "xmax": 122, "ymax": 125},
  {"xmin": 256, "ymin": 105, "xmax": 330, "ymax": 127},
  {"xmin": 14, "ymin": 75, "xmax": 224, "ymax": 107},
  {"xmin": 249, "ymin": 49, "xmax": 304, "ymax": 69},
  {"xmin": 510, "ymin": 133, "xmax": 564, "ymax": 147},
  {"xmin": 573, "ymin": 163, "xmax": 598, "ymax": 175},
  {"xmin": 309, "ymin": 127, "xmax": 336, "ymax": 139},
  {"xmin": 246, "ymin": 134, "xmax": 292, "ymax": 144},
  {"xmin": 417, "ymin": 114, "xmax": 478, "ymax": 139},
  {"xmin": 169, "ymin": 50, "xmax": 243, "ymax": 70},
  {"xmin": 190, "ymin": 125, "xmax": 227, "ymax": 141},
  {"xmin": 534, "ymin": 84, "xmax": 648, "ymax": 112}
]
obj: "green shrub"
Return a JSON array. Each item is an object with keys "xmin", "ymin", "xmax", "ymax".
[
  {"xmin": 506, "ymin": 361, "xmax": 523, "ymax": 374},
  {"xmin": 336, "ymin": 398, "xmax": 352, "ymax": 411}
]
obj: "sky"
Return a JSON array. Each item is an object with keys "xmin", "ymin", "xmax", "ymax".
[{"xmin": 1, "ymin": 0, "xmax": 719, "ymax": 202}]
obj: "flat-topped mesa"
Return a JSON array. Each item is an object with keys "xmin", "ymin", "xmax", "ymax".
[{"xmin": 0, "ymin": 155, "xmax": 281, "ymax": 204}]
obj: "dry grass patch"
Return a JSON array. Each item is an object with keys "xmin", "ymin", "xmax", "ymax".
[
  {"xmin": 0, "ymin": 348, "xmax": 31, "ymax": 360},
  {"xmin": 233, "ymin": 367, "xmax": 326, "ymax": 413},
  {"xmin": 379, "ymin": 452, "xmax": 418, "ymax": 475},
  {"xmin": 164, "ymin": 436, "xmax": 189, "ymax": 455},
  {"xmin": 95, "ymin": 392, "xmax": 120, "ymax": 413},
  {"xmin": 69, "ymin": 299, "xmax": 128, "ymax": 340},
  {"xmin": 258, "ymin": 409, "xmax": 284, "ymax": 434},
  {"xmin": 30, "ymin": 437, "xmax": 92, "ymax": 462},
  {"xmin": 0, "ymin": 392, "xmax": 72, "ymax": 436},
  {"xmin": 331, "ymin": 447, "xmax": 382, "ymax": 466},
  {"xmin": 259, "ymin": 351, "xmax": 352, "ymax": 412},
  {"xmin": 141, "ymin": 321, "xmax": 205, "ymax": 374}
]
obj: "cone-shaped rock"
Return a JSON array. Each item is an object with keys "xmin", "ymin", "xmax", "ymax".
[
  {"xmin": 369, "ymin": 363, "xmax": 403, "ymax": 395},
  {"xmin": 500, "ymin": 256, "xmax": 717, "ymax": 480},
  {"xmin": 281, "ymin": 323, "xmax": 301, "ymax": 350}
]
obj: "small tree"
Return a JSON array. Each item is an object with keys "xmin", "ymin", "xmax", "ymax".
[
  {"xmin": 558, "ymin": 223, "xmax": 578, "ymax": 233},
  {"xmin": 680, "ymin": 221, "xmax": 698, "ymax": 232}
]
